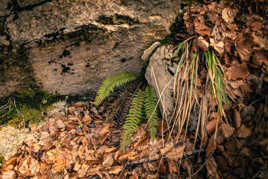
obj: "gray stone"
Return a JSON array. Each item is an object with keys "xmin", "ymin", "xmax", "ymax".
[
  {"xmin": 7, "ymin": 0, "xmax": 180, "ymax": 43},
  {"xmin": 0, "ymin": 0, "xmax": 180, "ymax": 97},
  {"xmin": 0, "ymin": 0, "xmax": 11, "ymax": 16},
  {"xmin": 29, "ymin": 28, "xmax": 143, "ymax": 95},
  {"xmin": 141, "ymin": 41, "xmax": 161, "ymax": 61},
  {"xmin": 145, "ymin": 45, "xmax": 175, "ymax": 121}
]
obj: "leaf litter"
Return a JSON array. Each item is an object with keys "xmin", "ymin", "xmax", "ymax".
[{"xmin": 1, "ymin": 0, "xmax": 268, "ymax": 178}]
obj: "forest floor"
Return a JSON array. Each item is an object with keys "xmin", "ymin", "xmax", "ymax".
[{"xmin": 0, "ymin": 0, "xmax": 268, "ymax": 178}]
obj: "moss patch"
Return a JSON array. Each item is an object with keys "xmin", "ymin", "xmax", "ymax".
[{"xmin": 0, "ymin": 88, "xmax": 63, "ymax": 127}]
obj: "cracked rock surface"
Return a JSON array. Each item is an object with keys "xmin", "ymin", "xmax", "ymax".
[{"xmin": 0, "ymin": 0, "xmax": 180, "ymax": 97}]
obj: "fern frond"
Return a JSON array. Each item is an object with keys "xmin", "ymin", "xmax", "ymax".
[
  {"xmin": 95, "ymin": 73, "xmax": 137, "ymax": 106},
  {"xmin": 121, "ymin": 90, "xmax": 144, "ymax": 151},
  {"xmin": 144, "ymin": 86, "xmax": 159, "ymax": 141}
]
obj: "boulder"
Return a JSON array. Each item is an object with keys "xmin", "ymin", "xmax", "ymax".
[
  {"xmin": 0, "ymin": 0, "xmax": 181, "ymax": 97},
  {"xmin": 145, "ymin": 44, "xmax": 175, "ymax": 121}
]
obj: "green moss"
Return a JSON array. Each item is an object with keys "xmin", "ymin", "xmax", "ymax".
[
  {"xmin": 7, "ymin": 105, "xmax": 43, "ymax": 127},
  {"xmin": 0, "ymin": 88, "xmax": 63, "ymax": 127},
  {"xmin": 0, "ymin": 154, "xmax": 5, "ymax": 166}
]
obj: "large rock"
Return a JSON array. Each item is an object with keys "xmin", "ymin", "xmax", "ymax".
[
  {"xmin": 145, "ymin": 44, "xmax": 175, "ymax": 121},
  {"xmin": 0, "ymin": 0, "xmax": 180, "ymax": 97}
]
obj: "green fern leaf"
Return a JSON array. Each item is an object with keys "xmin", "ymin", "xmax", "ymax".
[
  {"xmin": 121, "ymin": 90, "xmax": 144, "ymax": 151},
  {"xmin": 95, "ymin": 73, "xmax": 137, "ymax": 106},
  {"xmin": 144, "ymin": 86, "xmax": 159, "ymax": 141}
]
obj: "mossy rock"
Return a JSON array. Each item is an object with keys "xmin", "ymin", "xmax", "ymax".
[{"xmin": 0, "ymin": 88, "xmax": 64, "ymax": 127}]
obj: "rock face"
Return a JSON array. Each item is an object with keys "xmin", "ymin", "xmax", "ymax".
[{"xmin": 0, "ymin": 0, "xmax": 181, "ymax": 97}]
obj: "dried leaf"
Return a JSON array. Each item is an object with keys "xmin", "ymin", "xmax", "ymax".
[
  {"xmin": 160, "ymin": 142, "xmax": 174, "ymax": 155},
  {"xmin": 78, "ymin": 164, "xmax": 89, "ymax": 178},
  {"xmin": 108, "ymin": 166, "xmax": 122, "ymax": 175},
  {"xmin": 17, "ymin": 156, "xmax": 40, "ymax": 176},
  {"xmin": 99, "ymin": 123, "xmax": 111, "ymax": 136},
  {"xmin": 237, "ymin": 125, "xmax": 251, "ymax": 138},
  {"xmin": 168, "ymin": 159, "xmax": 179, "ymax": 174},
  {"xmin": 222, "ymin": 8, "xmax": 237, "ymax": 23},
  {"xmin": 206, "ymin": 157, "xmax": 221, "ymax": 179},
  {"xmin": 206, "ymin": 137, "xmax": 216, "ymax": 157},
  {"xmin": 103, "ymin": 154, "xmax": 114, "ymax": 167},
  {"xmin": 233, "ymin": 109, "xmax": 242, "ymax": 128},
  {"xmin": 225, "ymin": 63, "xmax": 249, "ymax": 80},
  {"xmin": 0, "ymin": 170, "xmax": 16, "ymax": 179},
  {"xmin": 206, "ymin": 119, "xmax": 217, "ymax": 135},
  {"xmin": 165, "ymin": 145, "xmax": 185, "ymax": 161},
  {"xmin": 220, "ymin": 123, "xmax": 234, "ymax": 138}
]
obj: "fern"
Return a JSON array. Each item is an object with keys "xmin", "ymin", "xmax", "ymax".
[
  {"xmin": 95, "ymin": 73, "xmax": 137, "ymax": 106},
  {"xmin": 144, "ymin": 86, "xmax": 159, "ymax": 141},
  {"xmin": 121, "ymin": 90, "xmax": 144, "ymax": 151}
]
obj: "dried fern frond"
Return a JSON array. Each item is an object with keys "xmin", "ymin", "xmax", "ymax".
[
  {"xmin": 106, "ymin": 90, "xmax": 132, "ymax": 122},
  {"xmin": 121, "ymin": 90, "xmax": 144, "ymax": 151},
  {"xmin": 95, "ymin": 73, "xmax": 137, "ymax": 106},
  {"xmin": 144, "ymin": 86, "xmax": 159, "ymax": 141}
]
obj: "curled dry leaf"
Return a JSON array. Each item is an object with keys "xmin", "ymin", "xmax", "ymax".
[
  {"xmin": 222, "ymin": 8, "xmax": 237, "ymax": 23},
  {"xmin": 209, "ymin": 37, "xmax": 225, "ymax": 55},
  {"xmin": 197, "ymin": 36, "xmax": 209, "ymax": 51}
]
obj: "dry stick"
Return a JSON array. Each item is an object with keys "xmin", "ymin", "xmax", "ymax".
[
  {"xmin": 191, "ymin": 153, "xmax": 213, "ymax": 177},
  {"xmin": 169, "ymin": 80, "xmax": 186, "ymax": 141},
  {"xmin": 177, "ymin": 62, "xmax": 190, "ymax": 141}
]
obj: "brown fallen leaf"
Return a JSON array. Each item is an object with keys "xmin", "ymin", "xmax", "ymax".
[
  {"xmin": 225, "ymin": 63, "xmax": 249, "ymax": 80},
  {"xmin": 68, "ymin": 106, "xmax": 75, "ymax": 115},
  {"xmin": 206, "ymin": 137, "xmax": 216, "ymax": 157},
  {"xmin": 99, "ymin": 123, "xmax": 111, "ymax": 136},
  {"xmin": 167, "ymin": 159, "xmax": 179, "ymax": 174},
  {"xmin": 233, "ymin": 109, "xmax": 242, "ymax": 128},
  {"xmin": 206, "ymin": 119, "xmax": 217, "ymax": 135},
  {"xmin": 220, "ymin": 123, "xmax": 234, "ymax": 138},
  {"xmin": 118, "ymin": 151, "xmax": 138, "ymax": 162},
  {"xmin": 165, "ymin": 145, "xmax": 185, "ymax": 161},
  {"xmin": 0, "ymin": 169, "xmax": 16, "ymax": 179},
  {"xmin": 160, "ymin": 142, "xmax": 174, "ymax": 155},
  {"xmin": 206, "ymin": 157, "xmax": 221, "ymax": 179},
  {"xmin": 103, "ymin": 153, "xmax": 114, "ymax": 167},
  {"xmin": 108, "ymin": 166, "xmax": 122, "ymax": 175},
  {"xmin": 78, "ymin": 163, "xmax": 90, "ymax": 178},
  {"xmin": 17, "ymin": 156, "xmax": 40, "ymax": 177},
  {"xmin": 222, "ymin": 7, "xmax": 237, "ymax": 23},
  {"xmin": 237, "ymin": 125, "xmax": 251, "ymax": 138}
]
